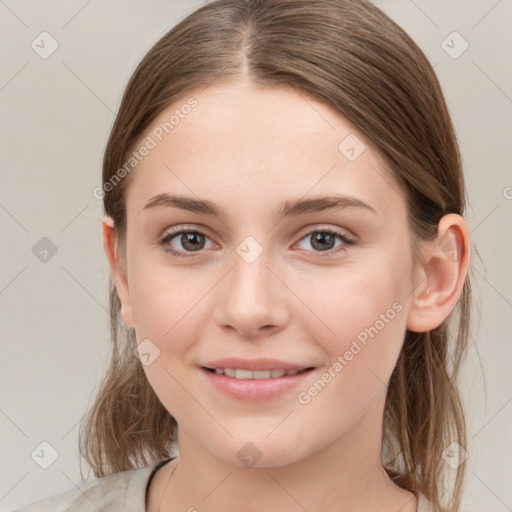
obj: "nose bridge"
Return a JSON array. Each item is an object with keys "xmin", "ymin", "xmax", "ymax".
[
  {"xmin": 232, "ymin": 247, "xmax": 272, "ymax": 300},
  {"xmin": 230, "ymin": 241, "xmax": 276, "ymax": 308},
  {"xmin": 215, "ymin": 237, "xmax": 289, "ymax": 334}
]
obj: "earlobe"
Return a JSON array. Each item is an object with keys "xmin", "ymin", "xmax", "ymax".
[
  {"xmin": 406, "ymin": 214, "xmax": 470, "ymax": 333},
  {"xmin": 102, "ymin": 216, "xmax": 135, "ymax": 328}
]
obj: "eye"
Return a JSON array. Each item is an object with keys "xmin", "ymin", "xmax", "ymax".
[
  {"xmin": 295, "ymin": 226, "xmax": 355, "ymax": 258},
  {"xmin": 158, "ymin": 225, "xmax": 355, "ymax": 258},
  {"xmin": 159, "ymin": 228, "xmax": 215, "ymax": 257}
]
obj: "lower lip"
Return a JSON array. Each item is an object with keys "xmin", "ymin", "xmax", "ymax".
[{"xmin": 200, "ymin": 367, "xmax": 314, "ymax": 401}]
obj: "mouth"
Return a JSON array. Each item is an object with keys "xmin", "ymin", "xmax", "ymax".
[
  {"xmin": 202, "ymin": 367, "xmax": 314, "ymax": 379},
  {"xmin": 199, "ymin": 365, "xmax": 316, "ymax": 401}
]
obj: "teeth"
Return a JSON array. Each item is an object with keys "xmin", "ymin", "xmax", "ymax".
[
  {"xmin": 253, "ymin": 370, "xmax": 272, "ymax": 379},
  {"xmin": 235, "ymin": 369, "xmax": 253, "ymax": 379},
  {"xmin": 212, "ymin": 368, "xmax": 305, "ymax": 379}
]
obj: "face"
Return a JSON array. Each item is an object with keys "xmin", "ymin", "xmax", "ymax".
[{"xmin": 114, "ymin": 81, "xmax": 419, "ymax": 468}]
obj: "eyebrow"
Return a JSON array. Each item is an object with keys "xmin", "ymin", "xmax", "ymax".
[{"xmin": 143, "ymin": 193, "xmax": 378, "ymax": 220}]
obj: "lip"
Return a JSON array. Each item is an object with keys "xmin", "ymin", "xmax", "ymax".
[
  {"xmin": 202, "ymin": 357, "xmax": 310, "ymax": 371},
  {"xmin": 200, "ymin": 365, "xmax": 315, "ymax": 401}
]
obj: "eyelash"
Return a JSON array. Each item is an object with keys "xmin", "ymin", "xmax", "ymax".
[{"xmin": 158, "ymin": 226, "xmax": 355, "ymax": 259}]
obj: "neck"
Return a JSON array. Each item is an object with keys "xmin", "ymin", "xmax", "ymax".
[{"xmin": 155, "ymin": 392, "xmax": 417, "ymax": 512}]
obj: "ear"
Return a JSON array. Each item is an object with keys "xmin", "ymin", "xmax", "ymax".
[
  {"xmin": 102, "ymin": 216, "xmax": 135, "ymax": 328},
  {"xmin": 406, "ymin": 213, "xmax": 470, "ymax": 333}
]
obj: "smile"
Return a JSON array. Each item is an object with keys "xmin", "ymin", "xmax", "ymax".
[
  {"xmin": 205, "ymin": 367, "xmax": 312, "ymax": 379},
  {"xmin": 200, "ymin": 366, "xmax": 315, "ymax": 400}
]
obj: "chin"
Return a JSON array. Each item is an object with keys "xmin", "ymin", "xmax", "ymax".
[{"xmin": 205, "ymin": 431, "xmax": 313, "ymax": 470}]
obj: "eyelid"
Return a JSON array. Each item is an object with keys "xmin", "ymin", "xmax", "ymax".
[
  {"xmin": 161, "ymin": 223, "xmax": 356, "ymax": 242},
  {"xmin": 295, "ymin": 223, "xmax": 356, "ymax": 242},
  {"xmin": 160, "ymin": 224, "xmax": 217, "ymax": 243}
]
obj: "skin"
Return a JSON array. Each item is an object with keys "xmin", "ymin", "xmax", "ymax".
[{"xmin": 103, "ymin": 80, "xmax": 470, "ymax": 512}]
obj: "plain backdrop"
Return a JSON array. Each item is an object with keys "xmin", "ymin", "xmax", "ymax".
[{"xmin": 1, "ymin": 1, "xmax": 511, "ymax": 510}]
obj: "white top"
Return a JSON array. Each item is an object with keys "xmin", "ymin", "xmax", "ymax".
[
  {"xmin": 13, "ymin": 458, "xmax": 169, "ymax": 512},
  {"xmin": 13, "ymin": 458, "xmax": 434, "ymax": 511}
]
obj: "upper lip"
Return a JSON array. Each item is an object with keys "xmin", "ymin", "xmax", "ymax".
[{"xmin": 202, "ymin": 358, "xmax": 313, "ymax": 371}]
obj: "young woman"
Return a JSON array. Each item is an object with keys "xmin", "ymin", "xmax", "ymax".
[{"xmin": 15, "ymin": 0, "xmax": 472, "ymax": 511}]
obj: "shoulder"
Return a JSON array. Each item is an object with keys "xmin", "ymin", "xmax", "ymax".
[{"xmin": 12, "ymin": 459, "xmax": 170, "ymax": 512}]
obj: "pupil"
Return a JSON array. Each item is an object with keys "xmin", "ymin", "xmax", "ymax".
[
  {"xmin": 313, "ymin": 232, "xmax": 334, "ymax": 251},
  {"xmin": 183, "ymin": 233, "xmax": 204, "ymax": 251}
]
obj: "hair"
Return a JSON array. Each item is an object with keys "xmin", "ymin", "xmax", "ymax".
[{"xmin": 78, "ymin": 1, "xmax": 472, "ymax": 510}]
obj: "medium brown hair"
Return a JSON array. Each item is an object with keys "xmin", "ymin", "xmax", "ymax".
[{"xmin": 79, "ymin": 1, "xmax": 472, "ymax": 510}]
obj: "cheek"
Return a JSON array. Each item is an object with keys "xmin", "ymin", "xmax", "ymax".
[
  {"xmin": 129, "ymin": 264, "xmax": 204, "ymax": 421},
  {"xmin": 290, "ymin": 278, "xmax": 407, "ymax": 440},
  {"xmin": 296, "ymin": 251, "xmax": 410, "ymax": 389},
  {"xmin": 127, "ymin": 247, "xmax": 201, "ymax": 343}
]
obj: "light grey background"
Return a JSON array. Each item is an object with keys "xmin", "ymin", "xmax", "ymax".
[{"xmin": 1, "ymin": 1, "xmax": 511, "ymax": 510}]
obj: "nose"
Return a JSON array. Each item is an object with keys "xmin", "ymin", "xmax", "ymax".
[{"xmin": 213, "ymin": 246, "xmax": 290, "ymax": 338}]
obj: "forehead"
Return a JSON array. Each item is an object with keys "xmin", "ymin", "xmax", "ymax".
[{"xmin": 125, "ymin": 82, "xmax": 407, "ymax": 222}]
